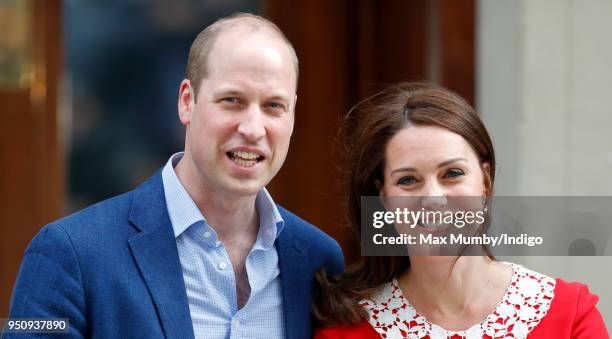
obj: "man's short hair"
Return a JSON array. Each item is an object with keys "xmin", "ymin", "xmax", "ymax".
[{"xmin": 185, "ymin": 12, "xmax": 299, "ymax": 101}]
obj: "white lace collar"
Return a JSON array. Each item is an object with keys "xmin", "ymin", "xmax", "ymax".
[{"xmin": 360, "ymin": 263, "xmax": 556, "ymax": 339}]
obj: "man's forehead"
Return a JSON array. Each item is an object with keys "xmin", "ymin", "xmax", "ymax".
[
  {"xmin": 214, "ymin": 24, "xmax": 285, "ymax": 51},
  {"xmin": 212, "ymin": 27, "xmax": 293, "ymax": 67},
  {"xmin": 206, "ymin": 34, "xmax": 296, "ymax": 85}
]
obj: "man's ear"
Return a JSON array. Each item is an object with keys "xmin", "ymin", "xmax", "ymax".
[
  {"xmin": 285, "ymin": 94, "xmax": 297, "ymax": 137},
  {"xmin": 178, "ymin": 79, "xmax": 195, "ymax": 126}
]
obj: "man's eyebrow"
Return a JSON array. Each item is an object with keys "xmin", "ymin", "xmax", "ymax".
[
  {"xmin": 212, "ymin": 89, "xmax": 291, "ymax": 102},
  {"xmin": 266, "ymin": 94, "xmax": 290, "ymax": 102},
  {"xmin": 214, "ymin": 89, "xmax": 243, "ymax": 97},
  {"xmin": 390, "ymin": 158, "xmax": 468, "ymax": 175}
]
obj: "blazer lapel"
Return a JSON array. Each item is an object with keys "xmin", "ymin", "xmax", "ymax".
[
  {"xmin": 277, "ymin": 222, "xmax": 310, "ymax": 339},
  {"xmin": 128, "ymin": 172, "xmax": 195, "ymax": 339}
]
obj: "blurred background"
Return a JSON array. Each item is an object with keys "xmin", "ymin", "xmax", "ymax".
[{"xmin": 0, "ymin": 0, "xmax": 610, "ymax": 329}]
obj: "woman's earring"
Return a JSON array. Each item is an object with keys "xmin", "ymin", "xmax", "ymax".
[{"xmin": 482, "ymin": 196, "xmax": 488, "ymax": 213}]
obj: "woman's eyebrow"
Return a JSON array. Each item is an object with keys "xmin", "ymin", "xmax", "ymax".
[
  {"xmin": 437, "ymin": 157, "xmax": 468, "ymax": 168},
  {"xmin": 390, "ymin": 167, "xmax": 416, "ymax": 175},
  {"xmin": 390, "ymin": 157, "xmax": 468, "ymax": 175}
]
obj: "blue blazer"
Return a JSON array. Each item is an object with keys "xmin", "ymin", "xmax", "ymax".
[{"xmin": 8, "ymin": 171, "xmax": 345, "ymax": 338}]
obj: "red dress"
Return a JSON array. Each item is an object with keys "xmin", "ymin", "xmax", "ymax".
[{"xmin": 315, "ymin": 263, "xmax": 608, "ymax": 338}]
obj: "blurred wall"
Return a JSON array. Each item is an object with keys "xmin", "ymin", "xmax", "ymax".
[
  {"xmin": 0, "ymin": 0, "xmax": 63, "ymax": 318},
  {"xmin": 478, "ymin": 0, "xmax": 612, "ymax": 329}
]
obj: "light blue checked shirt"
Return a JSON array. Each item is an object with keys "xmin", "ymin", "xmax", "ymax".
[{"xmin": 161, "ymin": 153, "xmax": 286, "ymax": 339}]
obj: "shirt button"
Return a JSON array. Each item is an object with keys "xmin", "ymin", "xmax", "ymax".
[
  {"xmin": 218, "ymin": 261, "xmax": 227, "ymax": 270},
  {"xmin": 203, "ymin": 231, "xmax": 211, "ymax": 238}
]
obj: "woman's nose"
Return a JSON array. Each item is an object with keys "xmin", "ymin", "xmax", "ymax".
[{"xmin": 420, "ymin": 182, "xmax": 447, "ymax": 209}]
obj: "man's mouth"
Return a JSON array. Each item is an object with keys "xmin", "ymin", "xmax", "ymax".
[{"xmin": 227, "ymin": 151, "xmax": 265, "ymax": 168}]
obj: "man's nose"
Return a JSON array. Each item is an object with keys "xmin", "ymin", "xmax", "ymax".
[{"xmin": 237, "ymin": 105, "xmax": 266, "ymax": 141}]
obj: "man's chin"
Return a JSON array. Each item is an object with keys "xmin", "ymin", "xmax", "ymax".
[{"xmin": 221, "ymin": 177, "xmax": 267, "ymax": 197}]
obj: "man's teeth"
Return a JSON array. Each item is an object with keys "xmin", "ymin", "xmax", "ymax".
[
  {"xmin": 233, "ymin": 158, "xmax": 257, "ymax": 167},
  {"xmin": 229, "ymin": 151, "xmax": 260, "ymax": 167},
  {"xmin": 231, "ymin": 151, "xmax": 259, "ymax": 160}
]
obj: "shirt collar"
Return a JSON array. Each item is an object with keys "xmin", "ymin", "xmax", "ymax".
[
  {"xmin": 254, "ymin": 185, "xmax": 285, "ymax": 250},
  {"xmin": 161, "ymin": 152, "xmax": 285, "ymax": 249}
]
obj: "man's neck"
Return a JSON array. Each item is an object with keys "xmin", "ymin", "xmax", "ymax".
[
  {"xmin": 174, "ymin": 155, "xmax": 260, "ymax": 243},
  {"xmin": 199, "ymin": 193, "xmax": 259, "ymax": 243}
]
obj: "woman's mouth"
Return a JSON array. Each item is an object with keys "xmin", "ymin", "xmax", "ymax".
[{"xmin": 416, "ymin": 220, "xmax": 452, "ymax": 233}]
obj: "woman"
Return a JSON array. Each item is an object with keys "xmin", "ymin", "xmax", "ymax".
[{"xmin": 313, "ymin": 82, "xmax": 608, "ymax": 338}]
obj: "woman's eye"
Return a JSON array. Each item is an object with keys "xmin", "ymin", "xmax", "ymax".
[
  {"xmin": 444, "ymin": 168, "xmax": 465, "ymax": 179},
  {"xmin": 397, "ymin": 176, "xmax": 417, "ymax": 185}
]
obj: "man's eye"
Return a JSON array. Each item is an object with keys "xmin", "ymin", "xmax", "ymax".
[
  {"xmin": 397, "ymin": 176, "xmax": 417, "ymax": 185},
  {"xmin": 221, "ymin": 97, "xmax": 239, "ymax": 104},
  {"xmin": 444, "ymin": 168, "xmax": 465, "ymax": 179},
  {"xmin": 267, "ymin": 102, "xmax": 286, "ymax": 111}
]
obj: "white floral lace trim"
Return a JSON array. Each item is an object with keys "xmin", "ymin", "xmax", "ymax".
[{"xmin": 360, "ymin": 263, "xmax": 556, "ymax": 339}]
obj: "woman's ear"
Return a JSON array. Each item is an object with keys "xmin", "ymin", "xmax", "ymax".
[
  {"xmin": 481, "ymin": 162, "xmax": 492, "ymax": 196},
  {"xmin": 376, "ymin": 179, "xmax": 388, "ymax": 208}
]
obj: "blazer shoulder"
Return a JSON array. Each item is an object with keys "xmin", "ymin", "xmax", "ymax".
[
  {"xmin": 277, "ymin": 205, "xmax": 345, "ymax": 271},
  {"xmin": 54, "ymin": 190, "xmax": 135, "ymax": 234},
  {"xmin": 56, "ymin": 169, "xmax": 164, "ymax": 236},
  {"xmin": 277, "ymin": 205, "xmax": 340, "ymax": 249}
]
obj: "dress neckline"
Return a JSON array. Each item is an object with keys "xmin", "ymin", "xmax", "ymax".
[
  {"xmin": 390, "ymin": 261, "xmax": 517, "ymax": 334},
  {"xmin": 360, "ymin": 262, "xmax": 557, "ymax": 338}
]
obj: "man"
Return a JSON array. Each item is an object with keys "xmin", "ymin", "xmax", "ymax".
[{"xmin": 8, "ymin": 13, "xmax": 344, "ymax": 339}]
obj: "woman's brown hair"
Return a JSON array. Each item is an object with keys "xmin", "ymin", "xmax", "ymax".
[{"xmin": 313, "ymin": 82, "xmax": 496, "ymax": 327}]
